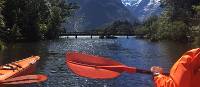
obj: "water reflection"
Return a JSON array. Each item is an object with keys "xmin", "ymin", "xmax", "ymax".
[{"xmin": 0, "ymin": 37, "xmax": 195, "ymax": 87}]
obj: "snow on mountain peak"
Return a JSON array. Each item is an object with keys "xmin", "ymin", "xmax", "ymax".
[
  {"xmin": 121, "ymin": 0, "xmax": 160, "ymax": 7},
  {"xmin": 147, "ymin": 0, "xmax": 161, "ymax": 6},
  {"xmin": 121, "ymin": 0, "xmax": 161, "ymax": 21},
  {"xmin": 121, "ymin": 0, "xmax": 143, "ymax": 6}
]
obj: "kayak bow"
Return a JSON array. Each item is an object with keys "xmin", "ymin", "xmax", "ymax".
[{"xmin": 0, "ymin": 56, "xmax": 40, "ymax": 80}]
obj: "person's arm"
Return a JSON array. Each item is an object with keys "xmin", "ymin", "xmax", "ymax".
[{"xmin": 151, "ymin": 66, "xmax": 176, "ymax": 87}]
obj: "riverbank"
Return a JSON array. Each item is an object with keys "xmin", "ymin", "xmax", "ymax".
[{"xmin": 134, "ymin": 30, "xmax": 200, "ymax": 46}]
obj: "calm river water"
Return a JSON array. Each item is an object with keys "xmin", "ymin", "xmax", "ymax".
[{"xmin": 0, "ymin": 36, "xmax": 196, "ymax": 87}]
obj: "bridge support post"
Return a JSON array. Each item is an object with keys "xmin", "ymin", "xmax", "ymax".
[
  {"xmin": 127, "ymin": 35, "xmax": 129, "ymax": 39},
  {"xmin": 75, "ymin": 35, "xmax": 77, "ymax": 39},
  {"xmin": 91, "ymin": 35, "xmax": 92, "ymax": 39}
]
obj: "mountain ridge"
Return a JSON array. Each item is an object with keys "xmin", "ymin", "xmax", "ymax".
[
  {"xmin": 67, "ymin": 0, "xmax": 138, "ymax": 32},
  {"xmin": 66, "ymin": 0, "xmax": 161, "ymax": 31}
]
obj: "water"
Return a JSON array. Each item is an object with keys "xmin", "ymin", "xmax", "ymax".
[{"xmin": 0, "ymin": 37, "xmax": 194, "ymax": 87}]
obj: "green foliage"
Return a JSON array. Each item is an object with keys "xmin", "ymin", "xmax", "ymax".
[
  {"xmin": 0, "ymin": 0, "xmax": 5, "ymax": 29},
  {"xmin": 0, "ymin": 0, "xmax": 6, "ymax": 43},
  {"xmin": 39, "ymin": 24, "xmax": 48, "ymax": 34},
  {"xmin": 157, "ymin": 20, "xmax": 188, "ymax": 41},
  {"xmin": 0, "ymin": 40, "xmax": 5, "ymax": 50},
  {"xmin": 135, "ymin": 16, "xmax": 159, "ymax": 40},
  {"xmin": 100, "ymin": 20, "xmax": 134, "ymax": 35},
  {"xmin": 0, "ymin": 0, "xmax": 78, "ymax": 42},
  {"xmin": 135, "ymin": 0, "xmax": 200, "ymax": 42},
  {"xmin": 135, "ymin": 16, "xmax": 189, "ymax": 41},
  {"xmin": 134, "ymin": 26, "xmax": 149, "ymax": 36},
  {"xmin": 191, "ymin": 25, "xmax": 200, "ymax": 46},
  {"xmin": 193, "ymin": 5, "xmax": 200, "ymax": 14},
  {"xmin": 46, "ymin": 6, "xmax": 62, "ymax": 39}
]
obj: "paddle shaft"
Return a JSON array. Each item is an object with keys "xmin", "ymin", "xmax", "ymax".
[
  {"xmin": 137, "ymin": 68, "xmax": 169, "ymax": 75},
  {"xmin": 98, "ymin": 65, "xmax": 169, "ymax": 75}
]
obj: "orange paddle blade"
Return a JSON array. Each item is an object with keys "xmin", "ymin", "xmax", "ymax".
[
  {"xmin": 66, "ymin": 51, "xmax": 136, "ymax": 79},
  {"xmin": 0, "ymin": 74, "xmax": 48, "ymax": 85}
]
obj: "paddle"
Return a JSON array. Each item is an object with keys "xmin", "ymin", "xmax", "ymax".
[
  {"xmin": 66, "ymin": 51, "xmax": 169, "ymax": 79},
  {"xmin": 0, "ymin": 74, "xmax": 47, "ymax": 85}
]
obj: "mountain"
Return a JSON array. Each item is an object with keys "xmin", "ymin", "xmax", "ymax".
[
  {"xmin": 121, "ymin": 0, "xmax": 162, "ymax": 21},
  {"xmin": 66, "ymin": 0, "xmax": 138, "ymax": 32}
]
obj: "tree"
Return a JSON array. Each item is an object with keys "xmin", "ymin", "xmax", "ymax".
[
  {"xmin": 0, "ymin": 0, "xmax": 5, "ymax": 50},
  {"xmin": 103, "ymin": 20, "xmax": 133, "ymax": 35},
  {"xmin": 0, "ymin": 0, "xmax": 6, "ymax": 48},
  {"xmin": 1, "ymin": 0, "xmax": 78, "ymax": 41}
]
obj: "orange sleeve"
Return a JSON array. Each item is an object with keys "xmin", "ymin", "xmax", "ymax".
[
  {"xmin": 153, "ymin": 74, "xmax": 176, "ymax": 87},
  {"xmin": 154, "ymin": 48, "xmax": 200, "ymax": 87}
]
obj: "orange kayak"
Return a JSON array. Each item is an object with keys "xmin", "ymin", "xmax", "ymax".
[{"xmin": 0, "ymin": 56, "xmax": 40, "ymax": 80}]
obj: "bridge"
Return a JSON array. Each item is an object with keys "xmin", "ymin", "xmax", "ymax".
[
  {"xmin": 59, "ymin": 32, "xmax": 135, "ymax": 39},
  {"xmin": 59, "ymin": 32, "xmax": 135, "ymax": 36}
]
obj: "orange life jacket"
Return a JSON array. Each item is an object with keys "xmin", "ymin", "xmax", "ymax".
[{"xmin": 154, "ymin": 48, "xmax": 200, "ymax": 87}]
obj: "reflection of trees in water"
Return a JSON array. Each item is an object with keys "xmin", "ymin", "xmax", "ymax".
[
  {"xmin": 157, "ymin": 41, "xmax": 192, "ymax": 64},
  {"xmin": 0, "ymin": 41, "xmax": 48, "ymax": 65},
  {"xmin": 0, "ymin": 50, "xmax": 4, "ymax": 65}
]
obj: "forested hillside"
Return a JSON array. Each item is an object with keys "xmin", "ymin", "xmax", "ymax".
[
  {"xmin": 92, "ymin": 20, "xmax": 134, "ymax": 35},
  {"xmin": 0, "ymin": 0, "xmax": 78, "ymax": 50},
  {"xmin": 135, "ymin": 0, "xmax": 200, "ymax": 43},
  {"xmin": 0, "ymin": 0, "xmax": 77, "ymax": 41}
]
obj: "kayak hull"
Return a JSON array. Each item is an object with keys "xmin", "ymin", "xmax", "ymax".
[
  {"xmin": 9, "ymin": 62, "xmax": 36, "ymax": 79},
  {"xmin": 0, "ymin": 56, "xmax": 40, "ymax": 80}
]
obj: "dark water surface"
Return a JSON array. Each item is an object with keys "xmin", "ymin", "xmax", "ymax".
[{"xmin": 0, "ymin": 37, "xmax": 195, "ymax": 87}]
